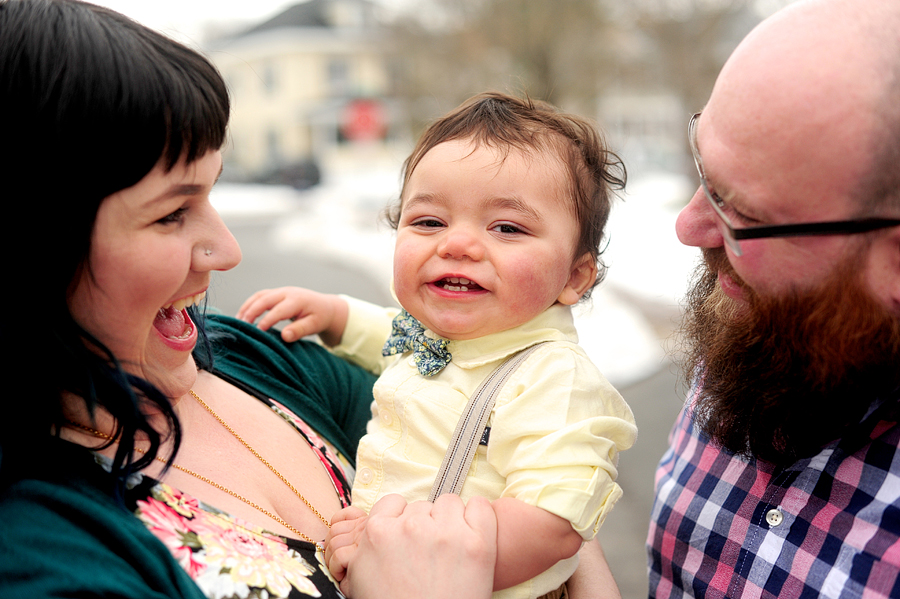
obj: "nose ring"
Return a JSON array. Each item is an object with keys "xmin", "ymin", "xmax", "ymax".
[{"xmin": 205, "ymin": 249, "xmax": 213, "ymax": 257}]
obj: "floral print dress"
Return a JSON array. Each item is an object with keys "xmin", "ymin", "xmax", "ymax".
[{"xmin": 104, "ymin": 398, "xmax": 354, "ymax": 599}]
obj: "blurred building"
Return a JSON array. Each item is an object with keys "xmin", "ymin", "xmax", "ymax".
[
  {"xmin": 597, "ymin": 3, "xmax": 766, "ymax": 177},
  {"xmin": 207, "ymin": 0, "xmax": 774, "ymax": 186},
  {"xmin": 209, "ymin": 0, "xmax": 406, "ymax": 187}
]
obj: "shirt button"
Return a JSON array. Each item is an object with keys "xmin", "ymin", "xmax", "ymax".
[
  {"xmin": 357, "ymin": 468, "xmax": 374, "ymax": 485},
  {"xmin": 766, "ymin": 508, "xmax": 784, "ymax": 527},
  {"xmin": 380, "ymin": 410, "xmax": 393, "ymax": 425}
]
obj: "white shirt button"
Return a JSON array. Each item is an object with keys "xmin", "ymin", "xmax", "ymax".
[
  {"xmin": 357, "ymin": 468, "xmax": 374, "ymax": 485},
  {"xmin": 766, "ymin": 508, "xmax": 784, "ymax": 527},
  {"xmin": 380, "ymin": 410, "xmax": 393, "ymax": 425}
]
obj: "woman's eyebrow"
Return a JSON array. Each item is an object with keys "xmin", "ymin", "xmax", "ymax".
[
  {"xmin": 152, "ymin": 163, "xmax": 224, "ymax": 203},
  {"xmin": 149, "ymin": 184, "xmax": 206, "ymax": 205}
]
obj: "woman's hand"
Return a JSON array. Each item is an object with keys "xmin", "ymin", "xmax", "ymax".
[{"xmin": 335, "ymin": 494, "xmax": 497, "ymax": 599}]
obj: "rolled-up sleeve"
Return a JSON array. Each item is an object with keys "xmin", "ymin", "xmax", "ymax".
[
  {"xmin": 488, "ymin": 343, "xmax": 637, "ymax": 539},
  {"xmin": 330, "ymin": 295, "xmax": 398, "ymax": 375}
]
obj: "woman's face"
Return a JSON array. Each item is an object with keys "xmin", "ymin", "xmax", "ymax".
[{"xmin": 68, "ymin": 150, "xmax": 241, "ymax": 398}]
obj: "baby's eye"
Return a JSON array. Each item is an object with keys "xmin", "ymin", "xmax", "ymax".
[
  {"xmin": 491, "ymin": 223, "xmax": 523, "ymax": 234},
  {"xmin": 412, "ymin": 218, "xmax": 445, "ymax": 228},
  {"xmin": 157, "ymin": 207, "xmax": 188, "ymax": 225}
]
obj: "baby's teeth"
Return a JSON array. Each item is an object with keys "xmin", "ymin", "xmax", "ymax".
[{"xmin": 446, "ymin": 277, "xmax": 472, "ymax": 286}]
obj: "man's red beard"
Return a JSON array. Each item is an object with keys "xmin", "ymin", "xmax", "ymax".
[{"xmin": 677, "ymin": 246, "xmax": 900, "ymax": 465}]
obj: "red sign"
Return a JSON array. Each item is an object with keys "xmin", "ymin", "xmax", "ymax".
[{"xmin": 342, "ymin": 99, "xmax": 386, "ymax": 141}]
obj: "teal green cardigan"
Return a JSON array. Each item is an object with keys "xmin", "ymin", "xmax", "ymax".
[{"xmin": 0, "ymin": 315, "xmax": 376, "ymax": 598}]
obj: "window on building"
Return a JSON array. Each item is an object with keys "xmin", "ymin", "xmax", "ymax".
[
  {"xmin": 262, "ymin": 61, "xmax": 277, "ymax": 95},
  {"xmin": 327, "ymin": 57, "xmax": 350, "ymax": 96}
]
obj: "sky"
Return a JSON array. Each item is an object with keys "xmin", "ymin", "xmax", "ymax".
[
  {"xmin": 85, "ymin": 0, "xmax": 411, "ymax": 45},
  {"xmin": 83, "ymin": 0, "xmax": 794, "ymax": 47}
]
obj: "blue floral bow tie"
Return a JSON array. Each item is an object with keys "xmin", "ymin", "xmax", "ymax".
[{"xmin": 382, "ymin": 310, "xmax": 452, "ymax": 377}]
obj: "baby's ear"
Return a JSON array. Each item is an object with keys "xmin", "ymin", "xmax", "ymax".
[{"xmin": 557, "ymin": 253, "xmax": 597, "ymax": 306}]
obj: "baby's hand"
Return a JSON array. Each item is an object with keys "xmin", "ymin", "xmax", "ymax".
[
  {"xmin": 236, "ymin": 287, "xmax": 348, "ymax": 345},
  {"xmin": 324, "ymin": 505, "xmax": 368, "ymax": 582}
]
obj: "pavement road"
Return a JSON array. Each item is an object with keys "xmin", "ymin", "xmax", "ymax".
[{"xmin": 212, "ymin": 215, "xmax": 688, "ymax": 599}]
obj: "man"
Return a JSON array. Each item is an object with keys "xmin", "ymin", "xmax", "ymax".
[{"xmin": 648, "ymin": 1, "xmax": 900, "ymax": 597}]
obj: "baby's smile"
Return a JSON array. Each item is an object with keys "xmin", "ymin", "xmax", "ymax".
[{"xmin": 433, "ymin": 277, "xmax": 485, "ymax": 292}]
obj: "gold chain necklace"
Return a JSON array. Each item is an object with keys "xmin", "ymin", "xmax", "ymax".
[{"xmin": 65, "ymin": 389, "xmax": 331, "ymax": 548}]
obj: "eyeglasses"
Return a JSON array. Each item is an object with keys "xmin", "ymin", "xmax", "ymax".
[{"xmin": 688, "ymin": 111, "xmax": 900, "ymax": 256}]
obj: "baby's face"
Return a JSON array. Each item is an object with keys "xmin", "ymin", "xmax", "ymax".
[{"xmin": 392, "ymin": 138, "xmax": 596, "ymax": 340}]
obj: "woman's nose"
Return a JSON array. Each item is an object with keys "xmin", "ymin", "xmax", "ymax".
[
  {"xmin": 675, "ymin": 187, "xmax": 725, "ymax": 249},
  {"xmin": 195, "ymin": 209, "xmax": 242, "ymax": 271},
  {"xmin": 438, "ymin": 226, "xmax": 484, "ymax": 261}
]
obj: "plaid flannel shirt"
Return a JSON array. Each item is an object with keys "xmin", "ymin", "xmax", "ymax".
[{"xmin": 647, "ymin": 386, "xmax": 900, "ymax": 599}]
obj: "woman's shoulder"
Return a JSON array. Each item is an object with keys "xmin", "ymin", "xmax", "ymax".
[
  {"xmin": 204, "ymin": 313, "xmax": 345, "ymax": 378},
  {"xmin": 202, "ymin": 313, "xmax": 376, "ymax": 462},
  {"xmin": 0, "ymin": 446, "xmax": 206, "ymax": 598},
  {"xmin": 203, "ymin": 312, "xmax": 374, "ymax": 389}
]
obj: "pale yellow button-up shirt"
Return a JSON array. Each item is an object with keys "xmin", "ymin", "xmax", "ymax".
[{"xmin": 332, "ymin": 297, "xmax": 637, "ymax": 599}]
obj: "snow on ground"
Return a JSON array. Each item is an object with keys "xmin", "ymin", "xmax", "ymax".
[{"xmin": 212, "ymin": 168, "xmax": 701, "ymax": 387}]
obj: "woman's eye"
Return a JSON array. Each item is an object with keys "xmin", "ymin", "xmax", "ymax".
[{"xmin": 157, "ymin": 207, "xmax": 187, "ymax": 225}]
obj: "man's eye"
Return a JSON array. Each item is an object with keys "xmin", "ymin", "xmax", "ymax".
[
  {"xmin": 712, "ymin": 194, "xmax": 739, "ymax": 217},
  {"xmin": 716, "ymin": 198, "xmax": 758, "ymax": 225}
]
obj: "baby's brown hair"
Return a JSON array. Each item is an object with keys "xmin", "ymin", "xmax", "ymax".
[{"xmin": 388, "ymin": 91, "xmax": 625, "ymax": 299}]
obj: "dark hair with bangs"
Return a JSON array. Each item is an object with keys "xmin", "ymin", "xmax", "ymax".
[
  {"xmin": 387, "ymin": 92, "xmax": 626, "ymax": 299},
  {"xmin": 0, "ymin": 0, "xmax": 229, "ymax": 490}
]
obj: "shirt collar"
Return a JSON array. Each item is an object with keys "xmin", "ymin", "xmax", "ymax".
[{"xmin": 439, "ymin": 304, "xmax": 577, "ymax": 368}]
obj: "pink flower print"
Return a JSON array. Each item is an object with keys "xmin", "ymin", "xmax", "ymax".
[
  {"xmin": 137, "ymin": 496, "xmax": 207, "ymax": 578},
  {"xmin": 200, "ymin": 527, "xmax": 320, "ymax": 598}
]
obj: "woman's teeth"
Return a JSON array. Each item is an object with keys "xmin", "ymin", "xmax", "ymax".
[{"xmin": 163, "ymin": 291, "xmax": 207, "ymax": 312}]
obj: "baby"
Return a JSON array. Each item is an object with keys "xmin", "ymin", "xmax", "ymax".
[{"xmin": 238, "ymin": 92, "xmax": 637, "ymax": 599}]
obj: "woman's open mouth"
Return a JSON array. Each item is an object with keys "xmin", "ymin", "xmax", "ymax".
[{"xmin": 153, "ymin": 291, "xmax": 206, "ymax": 340}]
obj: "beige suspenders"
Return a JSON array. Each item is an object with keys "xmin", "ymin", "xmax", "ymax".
[{"xmin": 428, "ymin": 343, "xmax": 546, "ymax": 502}]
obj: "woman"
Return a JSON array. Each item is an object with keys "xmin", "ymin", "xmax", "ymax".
[{"xmin": 0, "ymin": 1, "xmax": 496, "ymax": 597}]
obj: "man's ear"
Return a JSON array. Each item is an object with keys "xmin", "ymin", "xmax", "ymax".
[
  {"xmin": 866, "ymin": 226, "xmax": 900, "ymax": 315},
  {"xmin": 557, "ymin": 253, "xmax": 598, "ymax": 306},
  {"xmin": 884, "ymin": 227, "xmax": 900, "ymax": 313}
]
